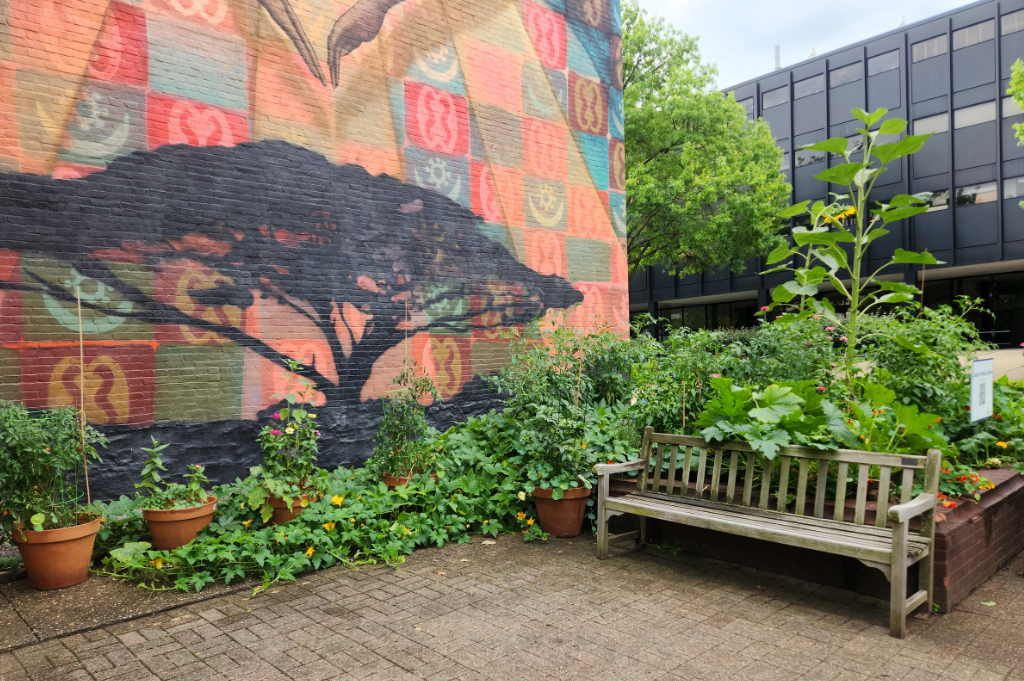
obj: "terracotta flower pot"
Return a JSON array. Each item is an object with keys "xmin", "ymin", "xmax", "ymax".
[
  {"xmin": 12, "ymin": 515, "xmax": 101, "ymax": 590},
  {"xmin": 143, "ymin": 497, "xmax": 218, "ymax": 551},
  {"xmin": 382, "ymin": 472, "xmax": 439, "ymax": 491},
  {"xmin": 531, "ymin": 486, "xmax": 591, "ymax": 538},
  {"xmin": 268, "ymin": 494, "xmax": 312, "ymax": 526}
]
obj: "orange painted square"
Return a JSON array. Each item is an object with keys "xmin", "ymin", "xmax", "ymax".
[
  {"xmin": 521, "ymin": 226, "xmax": 567, "ymax": 279},
  {"xmin": 522, "ymin": 117, "xmax": 568, "ymax": 181},
  {"xmin": 337, "ymin": 141, "xmax": 403, "ymax": 179},
  {"xmin": 9, "ymin": 0, "xmax": 107, "ymax": 75},
  {"xmin": 0, "ymin": 250, "xmax": 21, "ymax": 344},
  {"xmin": 567, "ymin": 186, "xmax": 613, "ymax": 240},
  {"xmin": 463, "ymin": 37, "xmax": 522, "ymax": 115}
]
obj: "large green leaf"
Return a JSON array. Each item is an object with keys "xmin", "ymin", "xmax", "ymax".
[
  {"xmin": 853, "ymin": 108, "xmax": 888, "ymax": 126},
  {"xmin": 782, "ymin": 279, "xmax": 818, "ymax": 297},
  {"xmin": 749, "ymin": 385, "xmax": 804, "ymax": 424},
  {"xmin": 767, "ymin": 244, "xmax": 795, "ymax": 264},
  {"xmin": 873, "ymin": 205, "xmax": 929, "ymax": 224},
  {"xmin": 876, "ymin": 280, "xmax": 920, "ymax": 296},
  {"xmin": 779, "ymin": 201, "xmax": 811, "ymax": 218},
  {"xmin": 747, "ymin": 429, "xmax": 790, "ymax": 460},
  {"xmin": 886, "ymin": 193, "xmax": 929, "ymax": 207},
  {"xmin": 873, "ymin": 134, "xmax": 931, "ymax": 164},
  {"xmin": 771, "ymin": 284, "xmax": 797, "ymax": 303},
  {"xmin": 793, "ymin": 230, "xmax": 845, "ymax": 247},
  {"xmin": 892, "ymin": 248, "xmax": 941, "ymax": 265},
  {"xmin": 803, "ymin": 138, "xmax": 851, "ymax": 155},
  {"xmin": 814, "ymin": 163, "xmax": 864, "ymax": 185},
  {"xmin": 877, "ymin": 118, "xmax": 907, "ymax": 135}
]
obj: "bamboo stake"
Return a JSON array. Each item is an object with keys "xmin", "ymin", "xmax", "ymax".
[
  {"xmin": 681, "ymin": 381, "xmax": 687, "ymax": 430},
  {"xmin": 76, "ymin": 286, "xmax": 90, "ymax": 505}
]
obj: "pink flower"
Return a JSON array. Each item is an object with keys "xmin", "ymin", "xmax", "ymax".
[
  {"xmin": 826, "ymin": 337, "xmax": 833, "ymax": 341},
  {"xmin": 315, "ymin": 430, "xmax": 321, "ymax": 436},
  {"xmin": 840, "ymin": 336, "xmax": 848, "ymax": 342},
  {"xmin": 271, "ymin": 429, "xmax": 282, "ymax": 436},
  {"xmin": 776, "ymin": 315, "xmax": 783, "ymax": 319},
  {"xmin": 759, "ymin": 306, "xmax": 769, "ymax": 311},
  {"xmin": 825, "ymin": 327, "xmax": 835, "ymax": 332},
  {"xmin": 710, "ymin": 373, "xmax": 721, "ymax": 378},
  {"xmin": 816, "ymin": 386, "xmax": 826, "ymax": 392},
  {"xmin": 804, "ymin": 341, "xmax": 812, "ymax": 347},
  {"xmin": 273, "ymin": 412, "xmax": 280, "ymax": 419}
]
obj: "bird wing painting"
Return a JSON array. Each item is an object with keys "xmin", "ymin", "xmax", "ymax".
[{"xmin": 0, "ymin": 0, "xmax": 627, "ymax": 495}]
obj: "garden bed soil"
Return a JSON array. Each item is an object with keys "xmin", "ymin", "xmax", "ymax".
[{"xmin": 620, "ymin": 468, "xmax": 1024, "ymax": 613}]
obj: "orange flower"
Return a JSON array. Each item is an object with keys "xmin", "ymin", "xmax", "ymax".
[
  {"xmin": 243, "ymin": 519, "xmax": 252, "ymax": 529},
  {"xmin": 517, "ymin": 512, "xmax": 526, "ymax": 520},
  {"xmin": 942, "ymin": 501, "xmax": 957, "ymax": 508},
  {"xmin": 937, "ymin": 493, "xmax": 947, "ymax": 500},
  {"xmin": 526, "ymin": 518, "xmax": 534, "ymax": 526},
  {"xmin": 305, "ymin": 547, "xmax": 314, "ymax": 557}
]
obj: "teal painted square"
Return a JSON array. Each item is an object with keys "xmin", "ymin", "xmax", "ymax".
[
  {"xmin": 609, "ymin": 87, "xmax": 624, "ymax": 140},
  {"xmin": 568, "ymin": 20, "xmax": 611, "ymax": 85},
  {"xmin": 407, "ymin": 43, "xmax": 466, "ymax": 96},
  {"xmin": 404, "ymin": 146, "xmax": 471, "ymax": 208},
  {"xmin": 58, "ymin": 81, "xmax": 148, "ymax": 167},
  {"xmin": 534, "ymin": 0, "xmax": 566, "ymax": 13},
  {"xmin": 477, "ymin": 222, "xmax": 512, "ymax": 251},
  {"xmin": 155, "ymin": 345, "xmax": 244, "ymax": 423},
  {"xmin": 572, "ymin": 131, "xmax": 608, "ymax": 191},
  {"xmin": 609, "ymin": 190, "xmax": 626, "ymax": 238},
  {"xmin": 389, "ymin": 77, "xmax": 407, "ymax": 148},
  {"xmin": 148, "ymin": 17, "xmax": 247, "ymax": 111},
  {"xmin": 523, "ymin": 63, "xmax": 566, "ymax": 122},
  {"xmin": 610, "ymin": 0, "xmax": 621, "ymax": 34},
  {"xmin": 566, "ymin": 237, "xmax": 611, "ymax": 282}
]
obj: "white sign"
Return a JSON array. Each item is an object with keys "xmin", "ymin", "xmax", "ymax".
[{"xmin": 970, "ymin": 358, "xmax": 994, "ymax": 423}]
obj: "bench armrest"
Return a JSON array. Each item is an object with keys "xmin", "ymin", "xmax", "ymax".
[
  {"xmin": 887, "ymin": 493, "xmax": 936, "ymax": 523},
  {"xmin": 592, "ymin": 459, "xmax": 645, "ymax": 476}
]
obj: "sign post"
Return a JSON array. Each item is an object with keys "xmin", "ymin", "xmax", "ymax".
[{"xmin": 970, "ymin": 358, "xmax": 994, "ymax": 423}]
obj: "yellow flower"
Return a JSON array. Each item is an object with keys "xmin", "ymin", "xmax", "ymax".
[
  {"xmin": 285, "ymin": 427, "xmax": 295, "ymax": 435},
  {"xmin": 349, "ymin": 518, "xmax": 355, "ymax": 523},
  {"xmin": 276, "ymin": 534, "xmax": 287, "ymax": 543},
  {"xmin": 323, "ymin": 521, "xmax": 336, "ymax": 531},
  {"xmin": 518, "ymin": 491, "xmax": 526, "ymax": 501},
  {"xmin": 402, "ymin": 526, "xmax": 411, "ymax": 535},
  {"xmin": 243, "ymin": 519, "xmax": 253, "ymax": 529},
  {"xmin": 309, "ymin": 414, "xmax": 317, "ymax": 418},
  {"xmin": 331, "ymin": 495, "xmax": 344, "ymax": 506},
  {"xmin": 240, "ymin": 502, "xmax": 245, "ymax": 509},
  {"xmin": 305, "ymin": 547, "xmax": 314, "ymax": 557},
  {"xmin": 517, "ymin": 512, "xmax": 526, "ymax": 520},
  {"xmin": 357, "ymin": 495, "xmax": 362, "ymax": 501},
  {"xmin": 151, "ymin": 558, "xmax": 163, "ymax": 569},
  {"xmin": 996, "ymin": 441, "xmax": 1009, "ymax": 449},
  {"xmin": 980, "ymin": 482, "xmax": 996, "ymax": 490},
  {"xmin": 527, "ymin": 518, "xmax": 534, "ymax": 526}
]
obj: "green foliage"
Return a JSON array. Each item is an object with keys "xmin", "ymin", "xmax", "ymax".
[
  {"xmin": 0, "ymin": 401, "xmax": 106, "ymax": 541},
  {"xmin": 134, "ymin": 438, "xmax": 210, "ymax": 510},
  {"xmin": 1010, "ymin": 59, "xmax": 1024, "ymax": 201},
  {"xmin": 622, "ymin": 0, "xmax": 790, "ymax": 274},
  {"xmin": 367, "ymin": 364, "xmax": 440, "ymax": 478}
]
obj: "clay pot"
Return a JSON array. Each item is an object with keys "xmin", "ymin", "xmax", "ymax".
[
  {"xmin": 531, "ymin": 486, "xmax": 591, "ymax": 538},
  {"xmin": 12, "ymin": 515, "xmax": 101, "ymax": 590},
  {"xmin": 268, "ymin": 494, "xmax": 312, "ymax": 526},
  {"xmin": 143, "ymin": 497, "xmax": 218, "ymax": 551},
  {"xmin": 382, "ymin": 473, "xmax": 439, "ymax": 491}
]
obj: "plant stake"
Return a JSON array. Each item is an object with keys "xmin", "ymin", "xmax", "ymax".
[{"xmin": 76, "ymin": 285, "xmax": 90, "ymax": 505}]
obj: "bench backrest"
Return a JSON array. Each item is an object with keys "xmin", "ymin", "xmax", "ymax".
[{"xmin": 638, "ymin": 428, "xmax": 940, "ymax": 531}]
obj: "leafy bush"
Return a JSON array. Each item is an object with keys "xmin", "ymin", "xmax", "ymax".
[
  {"xmin": 135, "ymin": 438, "xmax": 210, "ymax": 510},
  {"xmin": 367, "ymin": 365, "xmax": 439, "ymax": 478}
]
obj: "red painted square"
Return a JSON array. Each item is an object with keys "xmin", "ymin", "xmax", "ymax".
[
  {"xmin": 422, "ymin": 334, "xmax": 471, "ymax": 400},
  {"xmin": 523, "ymin": 1, "xmax": 567, "ymax": 71},
  {"xmin": 568, "ymin": 186, "xmax": 612, "ymax": 239},
  {"xmin": 405, "ymin": 81, "xmax": 470, "ymax": 156},
  {"xmin": 153, "ymin": 260, "xmax": 246, "ymax": 345},
  {"xmin": 19, "ymin": 344, "xmax": 155, "ymax": 426},
  {"xmin": 87, "ymin": 2, "xmax": 148, "ymax": 87},
  {"xmin": 568, "ymin": 72, "xmax": 608, "ymax": 136},
  {"xmin": 462, "ymin": 38, "xmax": 523, "ymax": 115},
  {"xmin": 522, "ymin": 117, "xmax": 568, "ymax": 181},
  {"xmin": 522, "ymin": 227, "xmax": 567, "ymax": 279},
  {"xmin": 609, "ymin": 138, "xmax": 625, "ymax": 191},
  {"xmin": 0, "ymin": 250, "xmax": 21, "ymax": 345},
  {"xmin": 471, "ymin": 161, "xmax": 504, "ymax": 224},
  {"xmin": 570, "ymin": 282, "xmax": 628, "ymax": 333},
  {"xmin": 148, "ymin": 92, "xmax": 249, "ymax": 148}
]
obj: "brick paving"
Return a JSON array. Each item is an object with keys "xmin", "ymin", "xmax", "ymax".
[{"xmin": 3, "ymin": 535, "xmax": 1024, "ymax": 681}]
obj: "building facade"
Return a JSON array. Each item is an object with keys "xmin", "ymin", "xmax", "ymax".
[{"xmin": 629, "ymin": 0, "xmax": 1024, "ymax": 347}]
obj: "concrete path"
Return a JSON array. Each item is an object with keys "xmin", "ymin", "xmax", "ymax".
[
  {"xmin": 975, "ymin": 349, "xmax": 1024, "ymax": 382},
  {"xmin": 2, "ymin": 535, "xmax": 1023, "ymax": 681}
]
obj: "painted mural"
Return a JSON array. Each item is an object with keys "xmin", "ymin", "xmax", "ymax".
[{"xmin": 0, "ymin": 0, "xmax": 627, "ymax": 497}]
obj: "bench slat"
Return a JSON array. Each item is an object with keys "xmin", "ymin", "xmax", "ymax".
[
  {"xmin": 652, "ymin": 443, "xmax": 666, "ymax": 494},
  {"xmin": 901, "ymin": 467, "xmax": 914, "ymax": 504},
  {"xmin": 814, "ymin": 460, "xmax": 828, "ymax": 519},
  {"xmin": 695, "ymin": 447, "xmax": 709, "ymax": 500},
  {"xmin": 681, "ymin": 446, "xmax": 694, "ymax": 497},
  {"xmin": 710, "ymin": 449, "xmax": 723, "ymax": 502},
  {"xmin": 665, "ymin": 445, "xmax": 679, "ymax": 497},
  {"xmin": 854, "ymin": 464, "xmax": 870, "ymax": 525},
  {"xmin": 726, "ymin": 451, "xmax": 739, "ymax": 504},
  {"xmin": 758, "ymin": 458, "xmax": 771, "ymax": 510},
  {"xmin": 743, "ymin": 452, "xmax": 755, "ymax": 507},
  {"xmin": 777, "ymin": 456, "xmax": 791, "ymax": 512},
  {"xmin": 876, "ymin": 466, "xmax": 892, "ymax": 528},
  {"xmin": 795, "ymin": 458, "xmax": 809, "ymax": 517},
  {"xmin": 833, "ymin": 462, "xmax": 849, "ymax": 522}
]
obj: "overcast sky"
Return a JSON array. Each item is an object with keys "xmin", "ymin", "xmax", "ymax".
[{"xmin": 635, "ymin": 0, "xmax": 976, "ymax": 89}]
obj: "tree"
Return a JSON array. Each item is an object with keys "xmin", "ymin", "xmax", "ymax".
[
  {"xmin": 1009, "ymin": 59, "xmax": 1024, "ymax": 209},
  {"xmin": 623, "ymin": 0, "xmax": 790, "ymax": 274}
]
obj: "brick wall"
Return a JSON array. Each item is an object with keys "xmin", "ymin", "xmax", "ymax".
[{"xmin": 0, "ymin": 0, "xmax": 626, "ymax": 498}]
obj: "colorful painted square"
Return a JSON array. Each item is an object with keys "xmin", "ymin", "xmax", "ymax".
[
  {"xmin": 471, "ymin": 162, "xmax": 505, "ymax": 224},
  {"xmin": 569, "ymin": 282, "xmax": 628, "ymax": 331},
  {"xmin": 405, "ymin": 146, "xmax": 471, "ymax": 208},
  {"xmin": 609, "ymin": 137, "xmax": 625, "ymax": 191},
  {"xmin": 531, "ymin": 0, "xmax": 566, "ymax": 14},
  {"xmin": 523, "ymin": 117, "xmax": 568, "ymax": 181},
  {"xmin": 568, "ymin": 186, "xmax": 611, "ymax": 239},
  {"xmin": 522, "ymin": 227, "xmax": 567, "ymax": 278},
  {"xmin": 406, "ymin": 40, "xmax": 467, "ymax": 96},
  {"xmin": 567, "ymin": 19, "xmax": 612, "ymax": 84},
  {"xmin": 608, "ymin": 86, "xmax": 624, "ymax": 140},
  {"xmin": 609, "ymin": 190, "xmax": 626, "ymax": 238},
  {"xmin": 522, "ymin": 63, "xmax": 566, "ymax": 122},
  {"xmin": 0, "ymin": 250, "xmax": 21, "ymax": 345},
  {"xmin": 523, "ymin": 1, "xmax": 567, "ymax": 71},
  {"xmin": 19, "ymin": 256, "xmax": 155, "ymax": 342},
  {"xmin": 155, "ymin": 344, "xmax": 244, "ymax": 422},
  {"xmin": 20, "ymin": 344, "xmax": 156, "ymax": 426},
  {"xmin": 471, "ymin": 340, "xmax": 511, "ymax": 375},
  {"xmin": 424, "ymin": 334, "xmax": 471, "ymax": 399},
  {"xmin": 153, "ymin": 261, "xmax": 245, "ymax": 345},
  {"xmin": 88, "ymin": 2, "xmax": 148, "ymax": 87},
  {"xmin": 568, "ymin": 72, "xmax": 607, "ymax": 136},
  {"xmin": 566, "ymin": 0, "xmax": 610, "ymax": 33},
  {"xmin": 610, "ymin": 34, "xmax": 623, "ymax": 90},
  {"xmin": 462, "ymin": 38, "xmax": 523, "ymax": 115},
  {"xmin": 143, "ymin": 0, "xmax": 240, "ymax": 35},
  {"xmin": 57, "ymin": 81, "xmax": 148, "ymax": 167},
  {"xmin": 570, "ymin": 130, "xmax": 608, "ymax": 190},
  {"xmin": 610, "ymin": 0, "xmax": 621, "ymax": 33},
  {"xmin": 405, "ymin": 81, "xmax": 470, "ymax": 157},
  {"xmin": 0, "ymin": 349, "xmax": 22, "ymax": 403},
  {"xmin": 470, "ymin": 104, "xmax": 522, "ymax": 168},
  {"xmin": 524, "ymin": 176, "xmax": 567, "ymax": 232},
  {"xmin": 148, "ymin": 93, "xmax": 249, "ymax": 148},
  {"xmin": 148, "ymin": 15, "xmax": 248, "ymax": 111},
  {"xmin": 255, "ymin": 47, "xmax": 334, "ymax": 133},
  {"xmin": 14, "ymin": 69, "xmax": 79, "ymax": 164},
  {"xmin": 0, "ymin": 0, "xmax": 9, "ymax": 61},
  {"xmin": 566, "ymin": 236, "xmax": 611, "ymax": 282},
  {"xmin": 9, "ymin": 0, "xmax": 108, "ymax": 75}
]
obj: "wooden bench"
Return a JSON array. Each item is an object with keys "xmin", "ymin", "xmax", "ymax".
[{"xmin": 593, "ymin": 428, "xmax": 940, "ymax": 638}]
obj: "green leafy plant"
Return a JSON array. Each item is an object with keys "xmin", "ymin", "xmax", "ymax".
[
  {"xmin": 134, "ymin": 438, "xmax": 210, "ymax": 510},
  {"xmin": 0, "ymin": 401, "xmax": 106, "ymax": 541},
  {"xmin": 367, "ymin": 364, "xmax": 440, "ymax": 479}
]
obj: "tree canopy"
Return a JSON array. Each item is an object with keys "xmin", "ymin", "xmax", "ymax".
[
  {"xmin": 1010, "ymin": 59, "xmax": 1024, "ymax": 209},
  {"xmin": 623, "ymin": 0, "xmax": 791, "ymax": 274}
]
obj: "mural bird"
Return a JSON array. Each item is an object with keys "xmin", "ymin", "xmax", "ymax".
[{"xmin": 258, "ymin": 0, "xmax": 407, "ymax": 87}]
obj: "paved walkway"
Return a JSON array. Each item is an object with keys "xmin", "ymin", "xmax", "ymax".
[{"xmin": 2, "ymin": 535, "xmax": 1024, "ymax": 681}]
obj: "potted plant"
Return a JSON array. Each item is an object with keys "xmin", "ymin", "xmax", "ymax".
[
  {"xmin": 135, "ymin": 438, "xmax": 217, "ymax": 550},
  {"xmin": 247, "ymin": 361, "xmax": 325, "ymax": 525},
  {"xmin": 0, "ymin": 401, "xmax": 106, "ymax": 589},
  {"xmin": 367, "ymin": 365, "xmax": 440, "ymax": 489}
]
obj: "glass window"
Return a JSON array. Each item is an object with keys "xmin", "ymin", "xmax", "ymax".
[
  {"xmin": 795, "ymin": 148, "xmax": 827, "ymax": 168},
  {"xmin": 956, "ymin": 182, "xmax": 998, "ymax": 206},
  {"xmin": 762, "ymin": 86, "xmax": 788, "ymax": 109},
  {"xmin": 954, "ymin": 101, "xmax": 997, "ymax": 129},
  {"xmin": 738, "ymin": 97, "xmax": 754, "ymax": 119},
  {"xmin": 953, "ymin": 20, "xmax": 995, "ymax": 50},
  {"xmin": 794, "ymin": 74, "xmax": 825, "ymax": 99},
  {"xmin": 912, "ymin": 35, "xmax": 948, "ymax": 62},
  {"xmin": 683, "ymin": 306, "xmax": 707, "ymax": 330},
  {"xmin": 914, "ymin": 112, "xmax": 949, "ymax": 135},
  {"xmin": 1004, "ymin": 176, "xmax": 1024, "ymax": 199},
  {"xmin": 1002, "ymin": 9, "xmax": 1024, "ymax": 36},
  {"xmin": 868, "ymin": 50, "xmax": 900, "ymax": 76},
  {"xmin": 925, "ymin": 190, "xmax": 950, "ymax": 211},
  {"xmin": 831, "ymin": 135, "xmax": 864, "ymax": 159},
  {"xmin": 1004, "ymin": 96, "xmax": 1023, "ymax": 118},
  {"xmin": 830, "ymin": 62, "xmax": 862, "ymax": 88}
]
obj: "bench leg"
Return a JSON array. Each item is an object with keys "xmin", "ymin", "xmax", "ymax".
[
  {"xmin": 596, "ymin": 475, "xmax": 609, "ymax": 560},
  {"xmin": 890, "ymin": 521, "xmax": 908, "ymax": 638},
  {"xmin": 638, "ymin": 516, "xmax": 647, "ymax": 547},
  {"xmin": 918, "ymin": 544, "xmax": 934, "ymax": 617}
]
